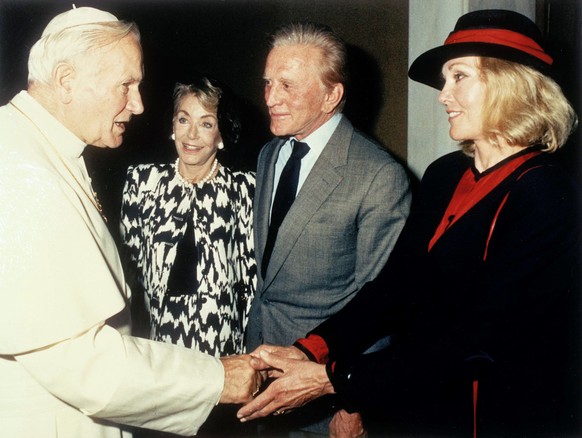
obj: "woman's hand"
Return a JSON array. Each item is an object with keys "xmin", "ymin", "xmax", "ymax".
[{"xmin": 237, "ymin": 349, "xmax": 334, "ymax": 421}]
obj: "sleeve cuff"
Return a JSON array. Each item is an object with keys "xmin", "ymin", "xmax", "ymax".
[
  {"xmin": 327, "ymin": 360, "xmax": 358, "ymax": 413},
  {"xmin": 293, "ymin": 334, "xmax": 330, "ymax": 364}
]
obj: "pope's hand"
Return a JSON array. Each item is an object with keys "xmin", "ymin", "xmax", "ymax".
[{"xmin": 219, "ymin": 354, "xmax": 264, "ymax": 404}]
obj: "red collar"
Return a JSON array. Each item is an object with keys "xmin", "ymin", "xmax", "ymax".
[{"xmin": 428, "ymin": 150, "xmax": 541, "ymax": 252}]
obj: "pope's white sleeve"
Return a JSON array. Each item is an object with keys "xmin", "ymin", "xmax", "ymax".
[{"xmin": 16, "ymin": 323, "xmax": 224, "ymax": 436}]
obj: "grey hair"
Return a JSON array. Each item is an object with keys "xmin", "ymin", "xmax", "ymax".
[
  {"xmin": 28, "ymin": 21, "xmax": 140, "ymax": 85},
  {"xmin": 270, "ymin": 22, "xmax": 347, "ymax": 110}
]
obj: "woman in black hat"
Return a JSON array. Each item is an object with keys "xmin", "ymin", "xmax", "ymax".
[{"xmin": 238, "ymin": 9, "xmax": 580, "ymax": 437}]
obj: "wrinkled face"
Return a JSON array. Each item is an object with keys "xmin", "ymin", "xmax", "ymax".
[
  {"xmin": 263, "ymin": 44, "xmax": 336, "ymax": 140},
  {"xmin": 68, "ymin": 34, "xmax": 144, "ymax": 148},
  {"xmin": 173, "ymin": 93, "xmax": 222, "ymax": 172},
  {"xmin": 439, "ymin": 56, "xmax": 487, "ymax": 143}
]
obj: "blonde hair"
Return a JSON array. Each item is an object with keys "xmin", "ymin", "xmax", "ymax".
[
  {"xmin": 271, "ymin": 22, "xmax": 347, "ymax": 111},
  {"xmin": 461, "ymin": 57, "xmax": 577, "ymax": 154},
  {"xmin": 28, "ymin": 21, "xmax": 140, "ymax": 85},
  {"xmin": 172, "ymin": 79, "xmax": 221, "ymax": 116}
]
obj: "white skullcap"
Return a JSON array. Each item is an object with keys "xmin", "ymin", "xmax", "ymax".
[{"xmin": 41, "ymin": 6, "xmax": 118, "ymax": 38}]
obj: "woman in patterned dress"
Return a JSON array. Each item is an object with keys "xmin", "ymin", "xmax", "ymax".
[
  {"xmin": 120, "ymin": 78, "xmax": 256, "ymax": 437},
  {"xmin": 120, "ymin": 77, "xmax": 256, "ymax": 358}
]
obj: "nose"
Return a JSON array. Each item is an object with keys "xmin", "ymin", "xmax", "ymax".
[
  {"xmin": 438, "ymin": 83, "xmax": 451, "ymax": 105},
  {"xmin": 265, "ymin": 83, "xmax": 279, "ymax": 108},
  {"xmin": 127, "ymin": 89, "xmax": 144, "ymax": 115},
  {"xmin": 188, "ymin": 124, "xmax": 199, "ymax": 139}
]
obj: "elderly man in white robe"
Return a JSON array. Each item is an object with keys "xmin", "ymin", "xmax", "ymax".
[{"xmin": 0, "ymin": 6, "xmax": 259, "ymax": 437}]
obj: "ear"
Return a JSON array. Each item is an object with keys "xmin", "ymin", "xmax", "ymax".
[
  {"xmin": 322, "ymin": 82, "xmax": 344, "ymax": 114},
  {"xmin": 53, "ymin": 63, "xmax": 75, "ymax": 104}
]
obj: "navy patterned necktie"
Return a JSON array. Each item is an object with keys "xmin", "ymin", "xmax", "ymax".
[{"xmin": 262, "ymin": 139, "xmax": 310, "ymax": 278}]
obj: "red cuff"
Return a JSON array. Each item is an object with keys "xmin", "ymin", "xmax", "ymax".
[{"xmin": 295, "ymin": 334, "xmax": 330, "ymax": 364}]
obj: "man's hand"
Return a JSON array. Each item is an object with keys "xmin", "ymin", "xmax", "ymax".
[
  {"xmin": 329, "ymin": 409, "xmax": 367, "ymax": 438},
  {"xmin": 237, "ymin": 349, "xmax": 334, "ymax": 422},
  {"xmin": 219, "ymin": 354, "xmax": 264, "ymax": 404},
  {"xmin": 249, "ymin": 344, "xmax": 308, "ymax": 378}
]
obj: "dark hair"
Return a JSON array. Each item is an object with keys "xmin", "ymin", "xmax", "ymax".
[{"xmin": 173, "ymin": 76, "xmax": 241, "ymax": 148}]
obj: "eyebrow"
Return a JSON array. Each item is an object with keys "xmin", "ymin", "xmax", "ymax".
[
  {"xmin": 262, "ymin": 75, "xmax": 293, "ymax": 84},
  {"xmin": 441, "ymin": 61, "xmax": 471, "ymax": 77},
  {"xmin": 125, "ymin": 76, "xmax": 142, "ymax": 84},
  {"xmin": 176, "ymin": 110, "xmax": 217, "ymax": 120}
]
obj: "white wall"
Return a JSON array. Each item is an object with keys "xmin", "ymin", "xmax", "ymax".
[{"xmin": 407, "ymin": 0, "xmax": 536, "ymax": 178}]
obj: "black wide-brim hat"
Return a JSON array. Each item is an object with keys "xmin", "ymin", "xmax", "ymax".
[{"xmin": 408, "ymin": 9, "xmax": 553, "ymax": 89}]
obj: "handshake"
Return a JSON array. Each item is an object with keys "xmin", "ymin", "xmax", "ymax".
[{"xmin": 219, "ymin": 345, "xmax": 334, "ymax": 421}]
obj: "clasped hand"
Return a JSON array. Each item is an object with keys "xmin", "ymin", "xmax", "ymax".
[
  {"xmin": 236, "ymin": 345, "xmax": 335, "ymax": 422},
  {"xmin": 219, "ymin": 354, "xmax": 265, "ymax": 404}
]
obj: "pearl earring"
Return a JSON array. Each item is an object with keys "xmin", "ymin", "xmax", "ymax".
[
  {"xmin": 217, "ymin": 142, "xmax": 224, "ymax": 150},
  {"xmin": 170, "ymin": 133, "xmax": 175, "ymax": 141}
]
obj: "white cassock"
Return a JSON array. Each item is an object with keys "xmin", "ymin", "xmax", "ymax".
[{"xmin": 0, "ymin": 91, "xmax": 224, "ymax": 437}]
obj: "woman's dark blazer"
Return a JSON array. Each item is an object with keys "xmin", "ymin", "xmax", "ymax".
[{"xmin": 311, "ymin": 150, "xmax": 581, "ymax": 437}]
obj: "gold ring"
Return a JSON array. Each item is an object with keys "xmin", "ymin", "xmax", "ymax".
[{"xmin": 273, "ymin": 409, "xmax": 285, "ymax": 416}]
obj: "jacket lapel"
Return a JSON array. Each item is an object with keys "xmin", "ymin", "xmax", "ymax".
[
  {"xmin": 145, "ymin": 169, "xmax": 191, "ymax": 290},
  {"xmin": 261, "ymin": 117, "xmax": 352, "ymax": 290},
  {"xmin": 254, "ymin": 138, "xmax": 286, "ymax": 276}
]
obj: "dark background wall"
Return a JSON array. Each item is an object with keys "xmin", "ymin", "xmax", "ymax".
[
  {"xmin": 0, "ymin": 0, "xmax": 409, "ymax": 232},
  {"xmin": 541, "ymin": 0, "xmax": 582, "ymax": 186},
  {"xmin": 0, "ymin": 0, "xmax": 578, "ymax": 235}
]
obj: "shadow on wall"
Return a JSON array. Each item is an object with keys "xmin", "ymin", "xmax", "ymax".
[
  {"xmin": 546, "ymin": 0, "xmax": 582, "ymax": 185},
  {"xmin": 344, "ymin": 44, "xmax": 385, "ymax": 142}
]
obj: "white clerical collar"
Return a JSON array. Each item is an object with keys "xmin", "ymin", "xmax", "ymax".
[{"xmin": 10, "ymin": 90, "xmax": 86, "ymax": 159}]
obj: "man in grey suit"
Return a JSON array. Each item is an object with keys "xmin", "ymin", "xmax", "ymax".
[{"xmin": 245, "ymin": 22, "xmax": 411, "ymax": 436}]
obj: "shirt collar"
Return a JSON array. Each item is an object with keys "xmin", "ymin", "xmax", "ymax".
[{"xmin": 292, "ymin": 112, "xmax": 342, "ymax": 153}]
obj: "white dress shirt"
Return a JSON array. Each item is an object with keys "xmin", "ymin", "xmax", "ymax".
[{"xmin": 270, "ymin": 113, "xmax": 342, "ymax": 215}]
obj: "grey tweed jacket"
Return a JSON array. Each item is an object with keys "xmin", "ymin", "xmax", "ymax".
[{"xmin": 247, "ymin": 115, "xmax": 411, "ymax": 351}]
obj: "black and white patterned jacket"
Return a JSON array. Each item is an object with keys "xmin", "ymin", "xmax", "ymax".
[{"xmin": 120, "ymin": 162, "xmax": 256, "ymax": 356}]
